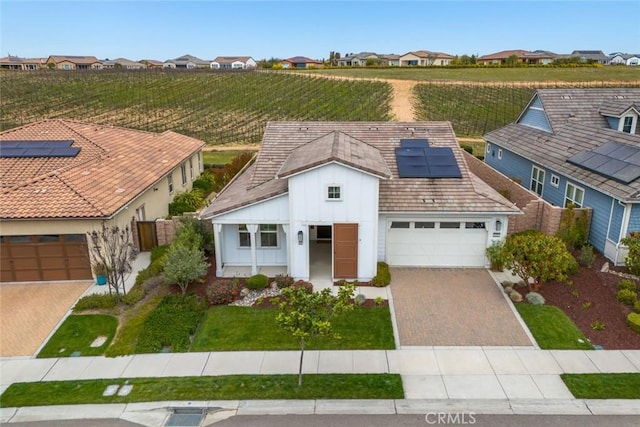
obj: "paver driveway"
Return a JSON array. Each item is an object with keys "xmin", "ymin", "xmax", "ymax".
[
  {"xmin": 390, "ymin": 268, "xmax": 533, "ymax": 346},
  {"xmin": 0, "ymin": 281, "xmax": 91, "ymax": 357}
]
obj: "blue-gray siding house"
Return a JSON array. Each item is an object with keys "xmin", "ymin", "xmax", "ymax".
[{"xmin": 484, "ymin": 88, "xmax": 640, "ymax": 265}]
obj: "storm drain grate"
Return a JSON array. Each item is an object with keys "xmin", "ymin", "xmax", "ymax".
[{"xmin": 164, "ymin": 408, "xmax": 205, "ymax": 427}]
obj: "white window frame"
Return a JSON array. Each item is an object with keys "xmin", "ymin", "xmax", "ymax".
[
  {"xmin": 189, "ymin": 159, "xmax": 194, "ymax": 180},
  {"xmin": 486, "ymin": 143, "xmax": 491, "ymax": 153},
  {"xmin": 531, "ymin": 165, "xmax": 545, "ymax": 196},
  {"xmin": 497, "ymin": 148, "xmax": 503, "ymax": 160},
  {"xmin": 181, "ymin": 163, "xmax": 187, "ymax": 186},
  {"xmin": 326, "ymin": 185, "xmax": 342, "ymax": 201},
  {"xmin": 550, "ymin": 174, "xmax": 560, "ymax": 188},
  {"xmin": 238, "ymin": 224, "xmax": 250, "ymax": 248},
  {"xmin": 135, "ymin": 205, "xmax": 146, "ymax": 221},
  {"xmin": 167, "ymin": 174, "xmax": 174, "ymax": 194},
  {"xmin": 259, "ymin": 224, "xmax": 278, "ymax": 248},
  {"xmin": 198, "ymin": 152, "xmax": 203, "ymax": 171},
  {"xmin": 564, "ymin": 182, "xmax": 585, "ymax": 208},
  {"xmin": 620, "ymin": 114, "xmax": 637, "ymax": 134}
]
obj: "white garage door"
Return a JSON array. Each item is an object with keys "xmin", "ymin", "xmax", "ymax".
[{"xmin": 386, "ymin": 220, "xmax": 488, "ymax": 267}]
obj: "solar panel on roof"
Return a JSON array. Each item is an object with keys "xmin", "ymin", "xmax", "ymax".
[
  {"xmin": 395, "ymin": 145, "xmax": 461, "ymax": 179},
  {"xmin": 0, "ymin": 140, "xmax": 79, "ymax": 158},
  {"xmin": 400, "ymin": 139, "xmax": 429, "ymax": 148},
  {"xmin": 567, "ymin": 142, "xmax": 640, "ymax": 184}
]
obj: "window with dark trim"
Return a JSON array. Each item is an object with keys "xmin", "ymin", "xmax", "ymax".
[
  {"xmin": 465, "ymin": 222, "xmax": 486, "ymax": 229},
  {"xmin": 259, "ymin": 224, "xmax": 278, "ymax": 247},
  {"xmin": 415, "ymin": 222, "xmax": 435, "ymax": 229},
  {"xmin": 327, "ymin": 185, "xmax": 342, "ymax": 200},
  {"xmin": 390, "ymin": 222, "xmax": 410, "ymax": 229},
  {"xmin": 440, "ymin": 222, "xmax": 460, "ymax": 229}
]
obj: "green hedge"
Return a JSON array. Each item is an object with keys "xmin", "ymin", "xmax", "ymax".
[{"xmin": 371, "ymin": 262, "xmax": 391, "ymax": 287}]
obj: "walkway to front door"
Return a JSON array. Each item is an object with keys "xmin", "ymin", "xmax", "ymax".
[{"xmin": 390, "ymin": 268, "xmax": 534, "ymax": 347}]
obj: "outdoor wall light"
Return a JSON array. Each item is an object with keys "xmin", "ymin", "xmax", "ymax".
[
  {"xmin": 297, "ymin": 230, "xmax": 304, "ymax": 245},
  {"xmin": 495, "ymin": 220, "xmax": 503, "ymax": 232}
]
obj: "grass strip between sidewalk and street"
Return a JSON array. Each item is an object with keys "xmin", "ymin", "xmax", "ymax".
[
  {"xmin": 561, "ymin": 373, "xmax": 640, "ymax": 399},
  {"xmin": 0, "ymin": 374, "xmax": 403, "ymax": 407},
  {"xmin": 515, "ymin": 304, "xmax": 593, "ymax": 350}
]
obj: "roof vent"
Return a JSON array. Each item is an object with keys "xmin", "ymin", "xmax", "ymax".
[{"xmin": 561, "ymin": 95, "xmax": 572, "ymax": 100}]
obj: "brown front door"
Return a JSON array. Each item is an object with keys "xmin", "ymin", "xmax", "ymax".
[
  {"xmin": 333, "ymin": 223, "xmax": 358, "ymax": 279},
  {"xmin": 137, "ymin": 221, "xmax": 158, "ymax": 251}
]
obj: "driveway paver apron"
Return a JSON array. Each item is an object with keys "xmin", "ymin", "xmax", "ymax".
[{"xmin": 390, "ymin": 268, "xmax": 533, "ymax": 346}]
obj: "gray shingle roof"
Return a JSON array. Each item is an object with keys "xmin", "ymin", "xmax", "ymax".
[
  {"xmin": 485, "ymin": 89, "xmax": 640, "ymax": 202},
  {"xmin": 200, "ymin": 122, "xmax": 519, "ymax": 218},
  {"xmin": 526, "ymin": 88, "xmax": 640, "ymax": 132}
]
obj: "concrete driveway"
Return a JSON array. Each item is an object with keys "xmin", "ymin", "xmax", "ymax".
[
  {"xmin": 0, "ymin": 281, "xmax": 91, "ymax": 357},
  {"xmin": 390, "ymin": 268, "xmax": 533, "ymax": 347}
]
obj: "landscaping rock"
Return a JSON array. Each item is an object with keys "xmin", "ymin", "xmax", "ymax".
[
  {"xmin": 509, "ymin": 291, "xmax": 523, "ymax": 303},
  {"xmin": 240, "ymin": 288, "xmax": 251, "ymax": 297},
  {"xmin": 230, "ymin": 287, "xmax": 282, "ymax": 307}
]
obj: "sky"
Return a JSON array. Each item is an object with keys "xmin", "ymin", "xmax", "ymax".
[{"xmin": 1, "ymin": 0, "xmax": 639, "ymax": 61}]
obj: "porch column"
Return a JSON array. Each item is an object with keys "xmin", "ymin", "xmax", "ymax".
[
  {"xmin": 213, "ymin": 223, "xmax": 223, "ymax": 276},
  {"xmin": 247, "ymin": 224, "xmax": 259, "ymax": 275},
  {"xmin": 281, "ymin": 224, "xmax": 290, "ymax": 275}
]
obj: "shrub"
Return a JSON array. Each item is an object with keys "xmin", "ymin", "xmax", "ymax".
[
  {"xmin": 150, "ymin": 245, "xmax": 170, "ymax": 263},
  {"xmin": 525, "ymin": 292, "xmax": 545, "ymax": 305},
  {"xmin": 621, "ymin": 231, "xmax": 640, "ymax": 276},
  {"xmin": 582, "ymin": 301, "xmax": 592, "ymax": 309},
  {"xmin": 629, "ymin": 313, "xmax": 640, "ymax": 333},
  {"xmin": 591, "ymin": 321, "xmax": 606, "ymax": 331},
  {"xmin": 163, "ymin": 244, "xmax": 209, "ymax": 294},
  {"xmin": 354, "ymin": 294, "xmax": 366, "ymax": 305},
  {"xmin": 191, "ymin": 171, "xmax": 215, "ymax": 195},
  {"xmin": 556, "ymin": 205, "xmax": 589, "ymax": 251},
  {"xmin": 274, "ymin": 274, "xmax": 294, "ymax": 289},
  {"xmin": 618, "ymin": 289, "xmax": 638, "ymax": 306},
  {"xmin": 618, "ymin": 279, "xmax": 638, "ymax": 292},
  {"xmin": 577, "ymin": 245, "xmax": 595, "ymax": 268},
  {"xmin": 371, "ymin": 262, "xmax": 391, "ymax": 287},
  {"xmin": 135, "ymin": 294, "xmax": 206, "ymax": 353},
  {"xmin": 206, "ymin": 278, "xmax": 241, "ymax": 305},
  {"xmin": 634, "ymin": 300, "xmax": 640, "ymax": 314},
  {"xmin": 504, "ymin": 286, "xmax": 513, "ymax": 294},
  {"xmin": 291, "ymin": 280, "xmax": 313, "ymax": 293},
  {"xmin": 246, "ymin": 274, "xmax": 269, "ymax": 290},
  {"xmin": 168, "ymin": 191, "xmax": 205, "ymax": 216},
  {"xmin": 460, "ymin": 144, "xmax": 473, "ymax": 154},
  {"xmin": 501, "ymin": 280, "xmax": 513, "ymax": 289},
  {"xmin": 374, "ymin": 296, "xmax": 384, "ymax": 306},
  {"xmin": 72, "ymin": 293, "xmax": 118, "ymax": 312},
  {"xmin": 509, "ymin": 290, "xmax": 523, "ymax": 303},
  {"xmin": 486, "ymin": 240, "xmax": 506, "ymax": 271}
]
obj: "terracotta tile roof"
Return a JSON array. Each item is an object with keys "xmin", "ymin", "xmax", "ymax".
[
  {"xmin": 47, "ymin": 55, "xmax": 101, "ymax": 65},
  {"xmin": 277, "ymin": 131, "xmax": 391, "ymax": 179},
  {"xmin": 407, "ymin": 50, "xmax": 454, "ymax": 59},
  {"xmin": 201, "ymin": 122, "xmax": 519, "ymax": 218},
  {"xmin": 478, "ymin": 50, "xmax": 529, "ymax": 60},
  {"xmin": 0, "ymin": 120, "xmax": 205, "ymax": 219}
]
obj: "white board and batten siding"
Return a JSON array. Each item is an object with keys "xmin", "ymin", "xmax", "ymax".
[
  {"xmin": 288, "ymin": 163, "xmax": 380, "ymax": 280},
  {"xmin": 214, "ymin": 194, "xmax": 289, "ymax": 267},
  {"xmin": 379, "ymin": 215, "xmax": 508, "ymax": 268}
]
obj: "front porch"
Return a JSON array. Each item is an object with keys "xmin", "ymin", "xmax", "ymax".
[{"xmin": 219, "ymin": 265, "xmax": 287, "ymax": 278}]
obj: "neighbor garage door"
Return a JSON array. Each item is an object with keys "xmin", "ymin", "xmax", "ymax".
[
  {"xmin": 0, "ymin": 234, "xmax": 92, "ymax": 282},
  {"xmin": 386, "ymin": 220, "xmax": 488, "ymax": 267}
]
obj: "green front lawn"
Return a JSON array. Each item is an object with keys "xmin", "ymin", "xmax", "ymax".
[
  {"xmin": 562, "ymin": 373, "xmax": 640, "ymax": 399},
  {"xmin": 202, "ymin": 150, "xmax": 255, "ymax": 166},
  {"xmin": 0, "ymin": 374, "xmax": 403, "ymax": 407},
  {"xmin": 37, "ymin": 314, "xmax": 117, "ymax": 358},
  {"xmin": 191, "ymin": 305, "xmax": 395, "ymax": 351},
  {"xmin": 515, "ymin": 304, "xmax": 593, "ymax": 350}
]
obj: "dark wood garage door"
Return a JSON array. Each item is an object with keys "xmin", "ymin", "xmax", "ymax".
[
  {"xmin": 0, "ymin": 234, "xmax": 92, "ymax": 282},
  {"xmin": 333, "ymin": 223, "xmax": 358, "ymax": 279}
]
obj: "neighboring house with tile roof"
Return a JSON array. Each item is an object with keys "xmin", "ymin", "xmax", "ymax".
[
  {"xmin": 484, "ymin": 88, "xmax": 640, "ymax": 266},
  {"xmin": 0, "ymin": 120, "xmax": 205, "ymax": 283},
  {"xmin": 210, "ymin": 56, "xmax": 257, "ymax": 69},
  {"xmin": 102, "ymin": 58, "xmax": 147, "ymax": 69},
  {"xmin": 279, "ymin": 56, "xmax": 323, "ymax": 69},
  {"xmin": 337, "ymin": 52, "xmax": 382, "ymax": 67},
  {"xmin": 477, "ymin": 49, "xmax": 555, "ymax": 65},
  {"xmin": 199, "ymin": 122, "xmax": 520, "ymax": 281},
  {"xmin": 46, "ymin": 55, "xmax": 103, "ymax": 70},
  {"xmin": 163, "ymin": 54, "xmax": 211, "ymax": 69},
  {"xmin": 399, "ymin": 50, "xmax": 455, "ymax": 66},
  {"xmin": 140, "ymin": 59, "xmax": 164, "ymax": 69},
  {"xmin": 0, "ymin": 56, "xmax": 46, "ymax": 70}
]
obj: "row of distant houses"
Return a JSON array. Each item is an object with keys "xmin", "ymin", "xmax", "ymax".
[
  {"xmin": 1, "ymin": 49, "xmax": 638, "ymax": 71},
  {"xmin": 0, "ymin": 55, "xmax": 259, "ymax": 71}
]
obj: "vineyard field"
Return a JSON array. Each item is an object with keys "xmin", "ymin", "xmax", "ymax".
[
  {"xmin": 412, "ymin": 82, "xmax": 640, "ymax": 137},
  {"xmin": 0, "ymin": 70, "xmax": 392, "ymax": 145}
]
